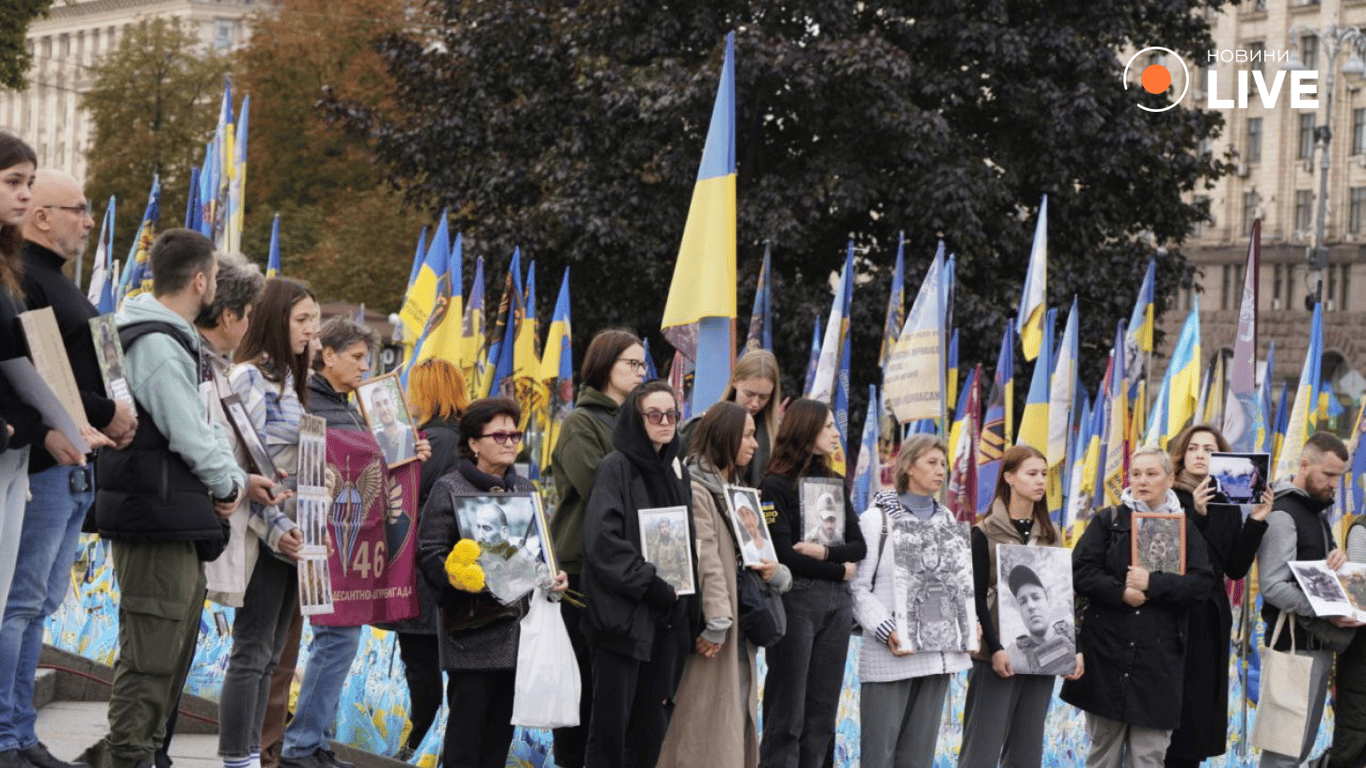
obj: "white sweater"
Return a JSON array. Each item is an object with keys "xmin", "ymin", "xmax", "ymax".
[{"xmin": 851, "ymin": 498, "xmax": 972, "ymax": 682}]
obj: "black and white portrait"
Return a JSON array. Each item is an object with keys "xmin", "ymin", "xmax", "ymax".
[
  {"xmin": 298, "ymin": 414, "xmax": 327, "ymax": 492},
  {"xmin": 724, "ymin": 485, "xmax": 776, "ymax": 566},
  {"xmin": 1207, "ymin": 452, "xmax": 1270, "ymax": 506},
  {"xmin": 357, "ymin": 373, "xmax": 416, "ymax": 468},
  {"xmin": 891, "ymin": 517, "xmax": 976, "ymax": 653},
  {"xmin": 1291, "ymin": 561, "xmax": 1353, "ymax": 606},
  {"xmin": 800, "ymin": 477, "xmax": 845, "ymax": 546},
  {"xmin": 996, "ymin": 544, "xmax": 1076, "ymax": 675},
  {"xmin": 452, "ymin": 492, "xmax": 544, "ymax": 603},
  {"xmin": 298, "ymin": 557, "xmax": 334, "ymax": 617},
  {"xmin": 1131, "ymin": 512, "xmax": 1186, "ymax": 575},
  {"xmin": 639, "ymin": 505, "xmax": 695, "ymax": 596}
]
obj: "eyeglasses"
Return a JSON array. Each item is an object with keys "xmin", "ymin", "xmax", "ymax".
[
  {"xmin": 479, "ymin": 431, "xmax": 523, "ymax": 445},
  {"xmin": 617, "ymin": 358, "xmax": 648, "ymax": 372},
  {"xmin": 43, "ymin": 204, "xmax": 89, "ymax": 216},
  {"xmin": 642, "ymin": 409, "xmax": 682, "ymax": 425}
]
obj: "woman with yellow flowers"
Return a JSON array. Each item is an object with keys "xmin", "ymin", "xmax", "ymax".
[{"xmin": 417, "ymin": 396, "xmax": 568, "ymax": 768}]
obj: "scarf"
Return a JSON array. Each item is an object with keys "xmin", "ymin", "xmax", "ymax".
[
  {"xmin": 1174, "ymin": 469, "xmax": 1204, "ymax": 495},
  {"xmin": 612, "ymin": 390, "xmax": 690, "ymax": 509},
  {"xmin": 1120, "ymin": 486, "xmax": 1181, "ymax": 515},
  {"xmin": 457, "ymin": 457, "xmax": 521, "ymax": 493}
]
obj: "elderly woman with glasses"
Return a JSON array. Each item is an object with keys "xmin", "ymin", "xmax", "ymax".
[
  {"xmin": 581, "ymin": 381, "xmax": 699, "ymax": 768},
  {"xmin": 418, "ymin": 396, "xmax": 568, "ymax": 768}
]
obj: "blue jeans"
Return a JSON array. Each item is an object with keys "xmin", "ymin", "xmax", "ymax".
[
  {"xmin": 0, "ymin": 464, "xmax": 93, "ymax": 750},
  {"xmin": 282, "ymin": 623, "xmax": 362, "ymax": 758}
]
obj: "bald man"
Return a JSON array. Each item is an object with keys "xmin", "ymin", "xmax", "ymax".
[{"xmin": 0, "ymin": 170, "xmax": 135, "ymax": 768}]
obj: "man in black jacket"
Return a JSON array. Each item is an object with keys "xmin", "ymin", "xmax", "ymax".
[
  {"xmin": 0, "ymin": 170, "xmax": 136, "ymax": 768},
  {"xmin": 1257, "ymin": 432, "xmax": 1354, "ymax": 768}
]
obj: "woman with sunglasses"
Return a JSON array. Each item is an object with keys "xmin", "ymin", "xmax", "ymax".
[
  {"xmin": 418, "ymin": 396, "xmax": 568, "ymax": 768},
  {"xmin": 581, "ymin": 381, "xmax": 698, "ymax": 768},
  {"xmin": 759, "ymin": 398, "xmax": 866, "ymax": 768},
  {"xmin": 549, "ymin": 329, "xmax": 645, "ymax": 768}
]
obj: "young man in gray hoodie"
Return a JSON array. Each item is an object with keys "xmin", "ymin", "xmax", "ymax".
[
  {"xmin": 94, "ymin": 229, "xmax": 284, "ymax": 768},
  {"xmin": 1256, "ymin": 431, "xmax": 1354, "ymax": 768}
]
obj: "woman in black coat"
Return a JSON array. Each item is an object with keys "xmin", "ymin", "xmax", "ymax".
[
  {"xmin": 1163, "ymin": 424, "xmax": 1272, "ymax": 768},
  {"xmin": 581, "ymin": 380, "xmax": 698, "ymax": 768},
  {"xmin": 1060, "ymin": 446, "xmax": 1214, "ymax": 768}
]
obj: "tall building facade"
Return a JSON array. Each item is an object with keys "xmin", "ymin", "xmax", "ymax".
[
  {"xmin": 1166, "ymin": 0, "xmax": 1366, "ymax": 424},
  {"xmin": 0, "ymin": 0, "xmax": 257, "ymax": 180}
]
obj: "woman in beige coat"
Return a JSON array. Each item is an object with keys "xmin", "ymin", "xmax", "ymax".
[{"xmin": 657, "ymin": 401, "xmax": 791, "ymax": 768}]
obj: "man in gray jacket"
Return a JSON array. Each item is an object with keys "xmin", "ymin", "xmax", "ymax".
[
  {"xmin": 1256, "ymin": 432, "xmax": 1354, "ymax": 768},
  {"xmin": 95, "ymin": 229, "xmax": 284, "ymax": 768}
]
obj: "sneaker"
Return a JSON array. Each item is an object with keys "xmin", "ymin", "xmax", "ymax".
[
  {"xmin": 17, "ymin": 745, "xmax": 88, "ymax": 768},
  {"xmin": 313, "ymin": 750, "xmax": 353, "ymax": 768},
  {"xmin": 0, "ymin": 751, "xmax": 35, "ymax": 768}
]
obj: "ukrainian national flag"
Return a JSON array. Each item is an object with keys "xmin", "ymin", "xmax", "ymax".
[
  {"xmin": 1125, "ymin": 258, "xmax": 1157, "ymax": 386},
  {"xmin": 486, "ymin": 250, "xmax": 524, "ymax": 398},
  {"xmin": 977, "ymin": 320, "xmax": 1015, "ymax": 513},
  {"xmin": 1017, "ymin": 195, "xmax": 1048, "ymax": 362},
  {"xmin": 400, "ymin": 214, "xmax": 449, "ymax": 350},
  {"xmin": 118, "ymin": 175, "xmax": 161, "ymax": 307},
  {"xmin": 226, "ymin": 95, "xmax": 249, "ymax": 254},
  {"xmin": 266, "ymin": 213, "xmax": 281, "ymax": 278},
  {"xmin": 1017, "ymin": 308, "xmax": 1056, "ymax": 453},
  {"xmin": 661, "ymin": 32, "xmax": 737, "ymax": 412},
  {"xmin": 1063, "ymin": 394, "xmax": 1096, "ymax": 538},
  {"xmin": 541, "ymin": 269, "xmax": 573, "ymax": 472},
  {"xmin": 1276, "ymin": 303, "xmax": 1324, "ymax": 480},
  {"xmin": 1102, "ymin": 322, "xmax": 1129, "ymax": 506},
  {"xmin": 744, "ymin": 245, "xmax": 772, "ymax": 354},
  {"xmin": 947, "ymin": 328, "xmax": 960, "ymax": 417},
  {"xmin": 1273, "ymin": 381, "xmax": 1290, "ymax": 467},
  {"xmin": 1165, "ymin": 299, "xmax": 1203, "ymax": 443},
  {"xmin": 459, "ymin": 256, "xmax": 487, "ymax": 400},
  {"xmin": 515, "ymin": 261, "xmax": 547, "ymax": 471},
  {"xmin": 413, "ymin": 232, "xmax": 464, "ymax": 373},
  {"xmin": 406, "ymin": 228, "xmax": 427, "ymax": 294}
]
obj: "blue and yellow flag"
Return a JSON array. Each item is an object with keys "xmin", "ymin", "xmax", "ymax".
[
  {"xmin": 541, "ymin": 269, "xmax": 573, "ymax": 472},
  {"xmin": 459, "ymin": 256, "xmax": 487, "ymax": 400},
  {"xmin": 977, "ymin": 320, "xmax": 1015, "ymax": 514},
  {"xmin": 118, "ymin": 175, "xmax": 161, "ymax": 308},
  {"xmin": 811, "ymin": 243, "xmax": 854, "ymax": 404},
  {"xmin": 225, "ymin": 94, "xmax": 249, "ymax": 254},
  {"xmin": 487, "ymin": 249, "xmax": 524, "ymax": 399},
  {"xmin": 1017, "ymin": 195, "xmax": 1048, "ymax": 361},
  {"xmin": 1125, "ymin": 258, "xmax": 1157, "ymax": 387},
  {"xmin": 1102, "ymin": 322, "xmax": 1129, "ymax": 506},
  {"xmin": 661, "ymin": 32, "xmax": 737, "ymax": 411},
  {"xmin": 399, "ymin": 213, "xmax": 448, "ymax": 351},
  {"xmin": 266, "ymin": 213, "xmax": 281, "ymax": 278},
  {"xmin": 880, "ymin": 234, "xmax": 906, "ymax": 369},
  {"xmin": 1273, "ymin": 380, "xmax": 1291, "ymax": 468},
  {"xmin": 947, "ymin": 328, "xmax": 960, "ymax": 414},
  {"xmin": 1017, "ymin": 308, "xmax": 1056, "ymax": 453},
  {"xmin": 1165, "ymin": 299, "xmax": 1203, "ymax": 443},
  {"xmin": 744, "ymin": 245, "xmax": 772, "ymax": 354},
  {"xmin": 885, "ymin": 242, "xmax": 945, "ymax": 424},
  {"xmin": 852, "ymin": 384, "xmax": 881, "ymax": 513},
  {"xmin": 830, "ymin": 313, "xmax": 852, "ymax": 478},
  {"xmin": 412, "ymin": 232, "xmax": 464, "ymax": 375},
  {"xmin": 405, "ymin": 228, "xmax": 427, "ymax": 295},
  {"xmin": 1277, "ymin": 303, "xmax": 1324, "ymax": 479}
]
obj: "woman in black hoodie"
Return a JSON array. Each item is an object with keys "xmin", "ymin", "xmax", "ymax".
[{"xmin": 581, "ymin": 380, "xmax": 698, "ymax": 768}]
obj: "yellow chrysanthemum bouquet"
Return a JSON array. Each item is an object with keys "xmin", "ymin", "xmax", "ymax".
[{"xmin": 444, "ymin": 539, "xmax": 486, "ymax": 592}]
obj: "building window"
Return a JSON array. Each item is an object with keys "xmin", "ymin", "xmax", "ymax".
[
  {"xmin": 1299, "ymin": 113, "xmax": 1316, "ymax": 160},
  {"xmin": 1222, "ymin": 265, "xmax": 1232, "ymax": 310},
  {"xmin": 1247, "ymin": 117, "xmax": 1263, "ymax": 163},
  {"xmin": 1354, "ymin": 109, "xmax": 1366, "ymax": 155},
  {"xmin": 1295, "ymin": 190, "xmax": 1314, "ymax": 232},
  {"xmin": 1328, "ymin": 263, "xmax": 1338, "ymax": 309},
  {"xmin": 1301, "ymin": 35, "xmax": 1319, "ymax": 71},
  {"xmin": 1351, "ymin": 187, "xmax": 1366, "ymax": 233},
  {"xmin": 1243, "ymin": 190, "xmax": 1259, "ymax": 232},
  {"xmin": 1193, "ymin": 194, "xmax": 1210, "ymax": 238},
  {"xmin": 1340, "ymin": 263, "xmax": 1352, "ymax": 308},
  {"xmin": 1248, "ymin": 41, "xmax": 1266, "ymax": 75},
  {"xmin": 1273, "ymin": 264, "xmax": 1284, "ymax": 308},
  {"xmin": 214, "ymin": 20, "xmax": 234, "ymax": 50}
]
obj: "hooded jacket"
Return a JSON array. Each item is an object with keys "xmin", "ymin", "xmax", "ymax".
[
  {"xmin": 306, "ymin": 371, "xmax": 366, "ymax": 431},
  {"xmin": 550, "ymin": 385, "xmax": 620, "ymax": 575},
  {"xmin": 95, "ymin": 293, "xmax": 244, "ymax": 541},
  {"xmin": 1258, "ymin": 477, "xmax": 1344, "ymax": 651},
  {"xmin": 581, "ymin": 391, "xmax": 698, "ymax": 661}
]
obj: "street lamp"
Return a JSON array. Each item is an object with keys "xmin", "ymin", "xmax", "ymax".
[{"xmin": 1284, "ymin": 23, "xmax": 1366, "ymax": 308}]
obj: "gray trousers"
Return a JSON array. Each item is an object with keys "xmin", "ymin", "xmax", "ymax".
[
  {"xmin": 218, "ymin": 546, "xmax": 299, "ymax": 758},
  {"xmin": 958, "ymin": 660, "xmax": 1055, "ymax": 768},
  {"xmin": 1084, "ymin": 713, "xmax": 1171, "ymax": 768},
  {"xmin": 859, "ymin": 674, "xmax": 949, "ymax": 768},
  {"xmin": 0, "ymin": 448, "xmax": 29, "ymax": 627},
  {"xmin": 1259, "ymin": 647, "xmax": 1335, "ymax": 768}
]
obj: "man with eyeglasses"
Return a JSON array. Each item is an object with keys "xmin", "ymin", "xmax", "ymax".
[{"xmin": 0, "ymin": 170, "xmax": 137, "ymax": 768}]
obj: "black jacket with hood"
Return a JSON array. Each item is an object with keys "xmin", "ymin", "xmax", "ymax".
[{"xmin": 581, "ymin": 390, "xmax": 700, "ymax": 661}]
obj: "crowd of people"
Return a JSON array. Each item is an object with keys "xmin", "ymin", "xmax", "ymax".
[{"xmin": 0, "ymin": 127, "xmax": 1364, "ymax": 768}]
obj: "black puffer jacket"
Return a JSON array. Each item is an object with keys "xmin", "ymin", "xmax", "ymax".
[{"xmin": 306, "ymin": 372, "xmax": 366, "ymax": 431}]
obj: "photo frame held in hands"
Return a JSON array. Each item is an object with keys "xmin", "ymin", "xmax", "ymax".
[
  {"xmin": 723, "ymin": 485, "xmax": 776, "ymax": 566},
  {"xmin": 1131, "ymin": 512, "xmax": 1186, "ymax": 575},
  {"xmin": 220, "ymin": 393, "xmax": 279, "ymax": 480},
  {"xmin": 452, "ymin": 492, "xmax": 549, "ymax": 604},
  {"xmin": 799, "ymin": 477, "xmax": 846, "ymax": 547},
  {"xmin": 356, "ymin": 372, "xmax": 417, "ymax": 468},
  {"xmin": 638, "ymin": 505, "xmax": 695, "ymax": 596}
]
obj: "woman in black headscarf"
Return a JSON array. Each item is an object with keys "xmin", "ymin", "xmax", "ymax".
[{"xmin": 580, "ymin": 380, "xmax": 699, "ymax": 768}]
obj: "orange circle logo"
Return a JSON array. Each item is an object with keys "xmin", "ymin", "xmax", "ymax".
[
  {"xmin": 1123, "ymin": 47, "xmax": 1190, "ymax": 112},
  {"xmin": 1141, "ymin": 64, "xmax": 1172, "ymax": 94}
]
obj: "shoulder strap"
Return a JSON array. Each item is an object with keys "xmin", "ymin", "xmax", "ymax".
[
  {"xmin": 869, "ymin": 492, "xmax": 898, "ymax": 592},
  {"xmin": 119, "ymin": 320, "xmax": 198, "ymax": 360}
]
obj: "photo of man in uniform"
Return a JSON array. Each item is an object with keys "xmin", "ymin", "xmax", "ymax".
[{"xmin": 1004, "ymin": 564, "xmax": 1076, "ymax": 675}]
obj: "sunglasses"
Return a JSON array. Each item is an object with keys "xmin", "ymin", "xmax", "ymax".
[
  {"xmin": 479, "ymin": 431, "xmax": 523, "ymax": 445},
  {"xmin": 642, "ymin": 409, "xmax": 682, "ymax": 425}
]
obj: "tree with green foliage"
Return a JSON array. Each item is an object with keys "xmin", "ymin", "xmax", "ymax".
[
  {"xmin": 82, "ymin": 18, "xmax": 230, "ymax": 260},
  {"xmin": 328, "ymin": 0, "xmax": 1226, "ymax": 421},
  {"xmin": 0, "ymin": 0, "xmax": 53, "ymax": 90}
]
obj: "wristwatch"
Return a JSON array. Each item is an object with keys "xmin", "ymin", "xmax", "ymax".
[{"xmin": 213, "ymin": 483, "xmax": 240, "ymax": 506}]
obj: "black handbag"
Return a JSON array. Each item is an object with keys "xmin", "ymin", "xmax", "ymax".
[{"xmin": 737, "ymin": 565, "xmax": 786, "ymax": 647}]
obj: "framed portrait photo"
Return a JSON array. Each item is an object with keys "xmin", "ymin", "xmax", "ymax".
[
  {"xmin": 799, "ymin": 477, "xmax": 846, "ymax": 546},
  {"xmin": 451, "ymin": 492, "xmax": 547, "ymax": 603},
  {"xmin": 220, "ymin": 393, "xmax": 279, "ymax": 480},
  {"xmin": 1131, "ymin": 512, "xmax": 1186, "ymax": 575},
  {"xmin": 89, "ymin": 314, "xmax": 132, "ymax": 406},
  {"xmin": 995, "ymin": 544, "xmax": 1077, "ymax": 676},
  {"xmin": 356, "ymin": 372, "xmax": 417, "ymax": 468},
  {"xmin": 723, "ymin": 485, "xmax": 776, "ymax": 566},
  {"xmin": 639, "ymin": 505, "xmax": 695, "ymax": 596}
]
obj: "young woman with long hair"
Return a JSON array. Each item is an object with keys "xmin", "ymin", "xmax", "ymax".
[
  {"xmin": 758, "ymin": 398, "xmax": 866, "ymax": 768},
  {"xmin": 217, "ymin": 278, "xmax": 318, "ymax": 768},
  {"xmin": 720, "ymin": 350, "xmax": 782, "ymax": 485},
  {"xmin": 959, "ymin": 445, "xmax": 1082, "ymax": 768},
  {"xmin": 657, "ymin": 401, "xmax": 790, "ymax": 768},
  {"xmin": 1163, "ymin": 424, "xmax": 1271, "ymax": 768}
]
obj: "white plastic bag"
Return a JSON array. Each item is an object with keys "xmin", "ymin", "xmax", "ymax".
[{"xmin": 511, "ymin": 587, "xmax": 580, "ymax": 728}]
